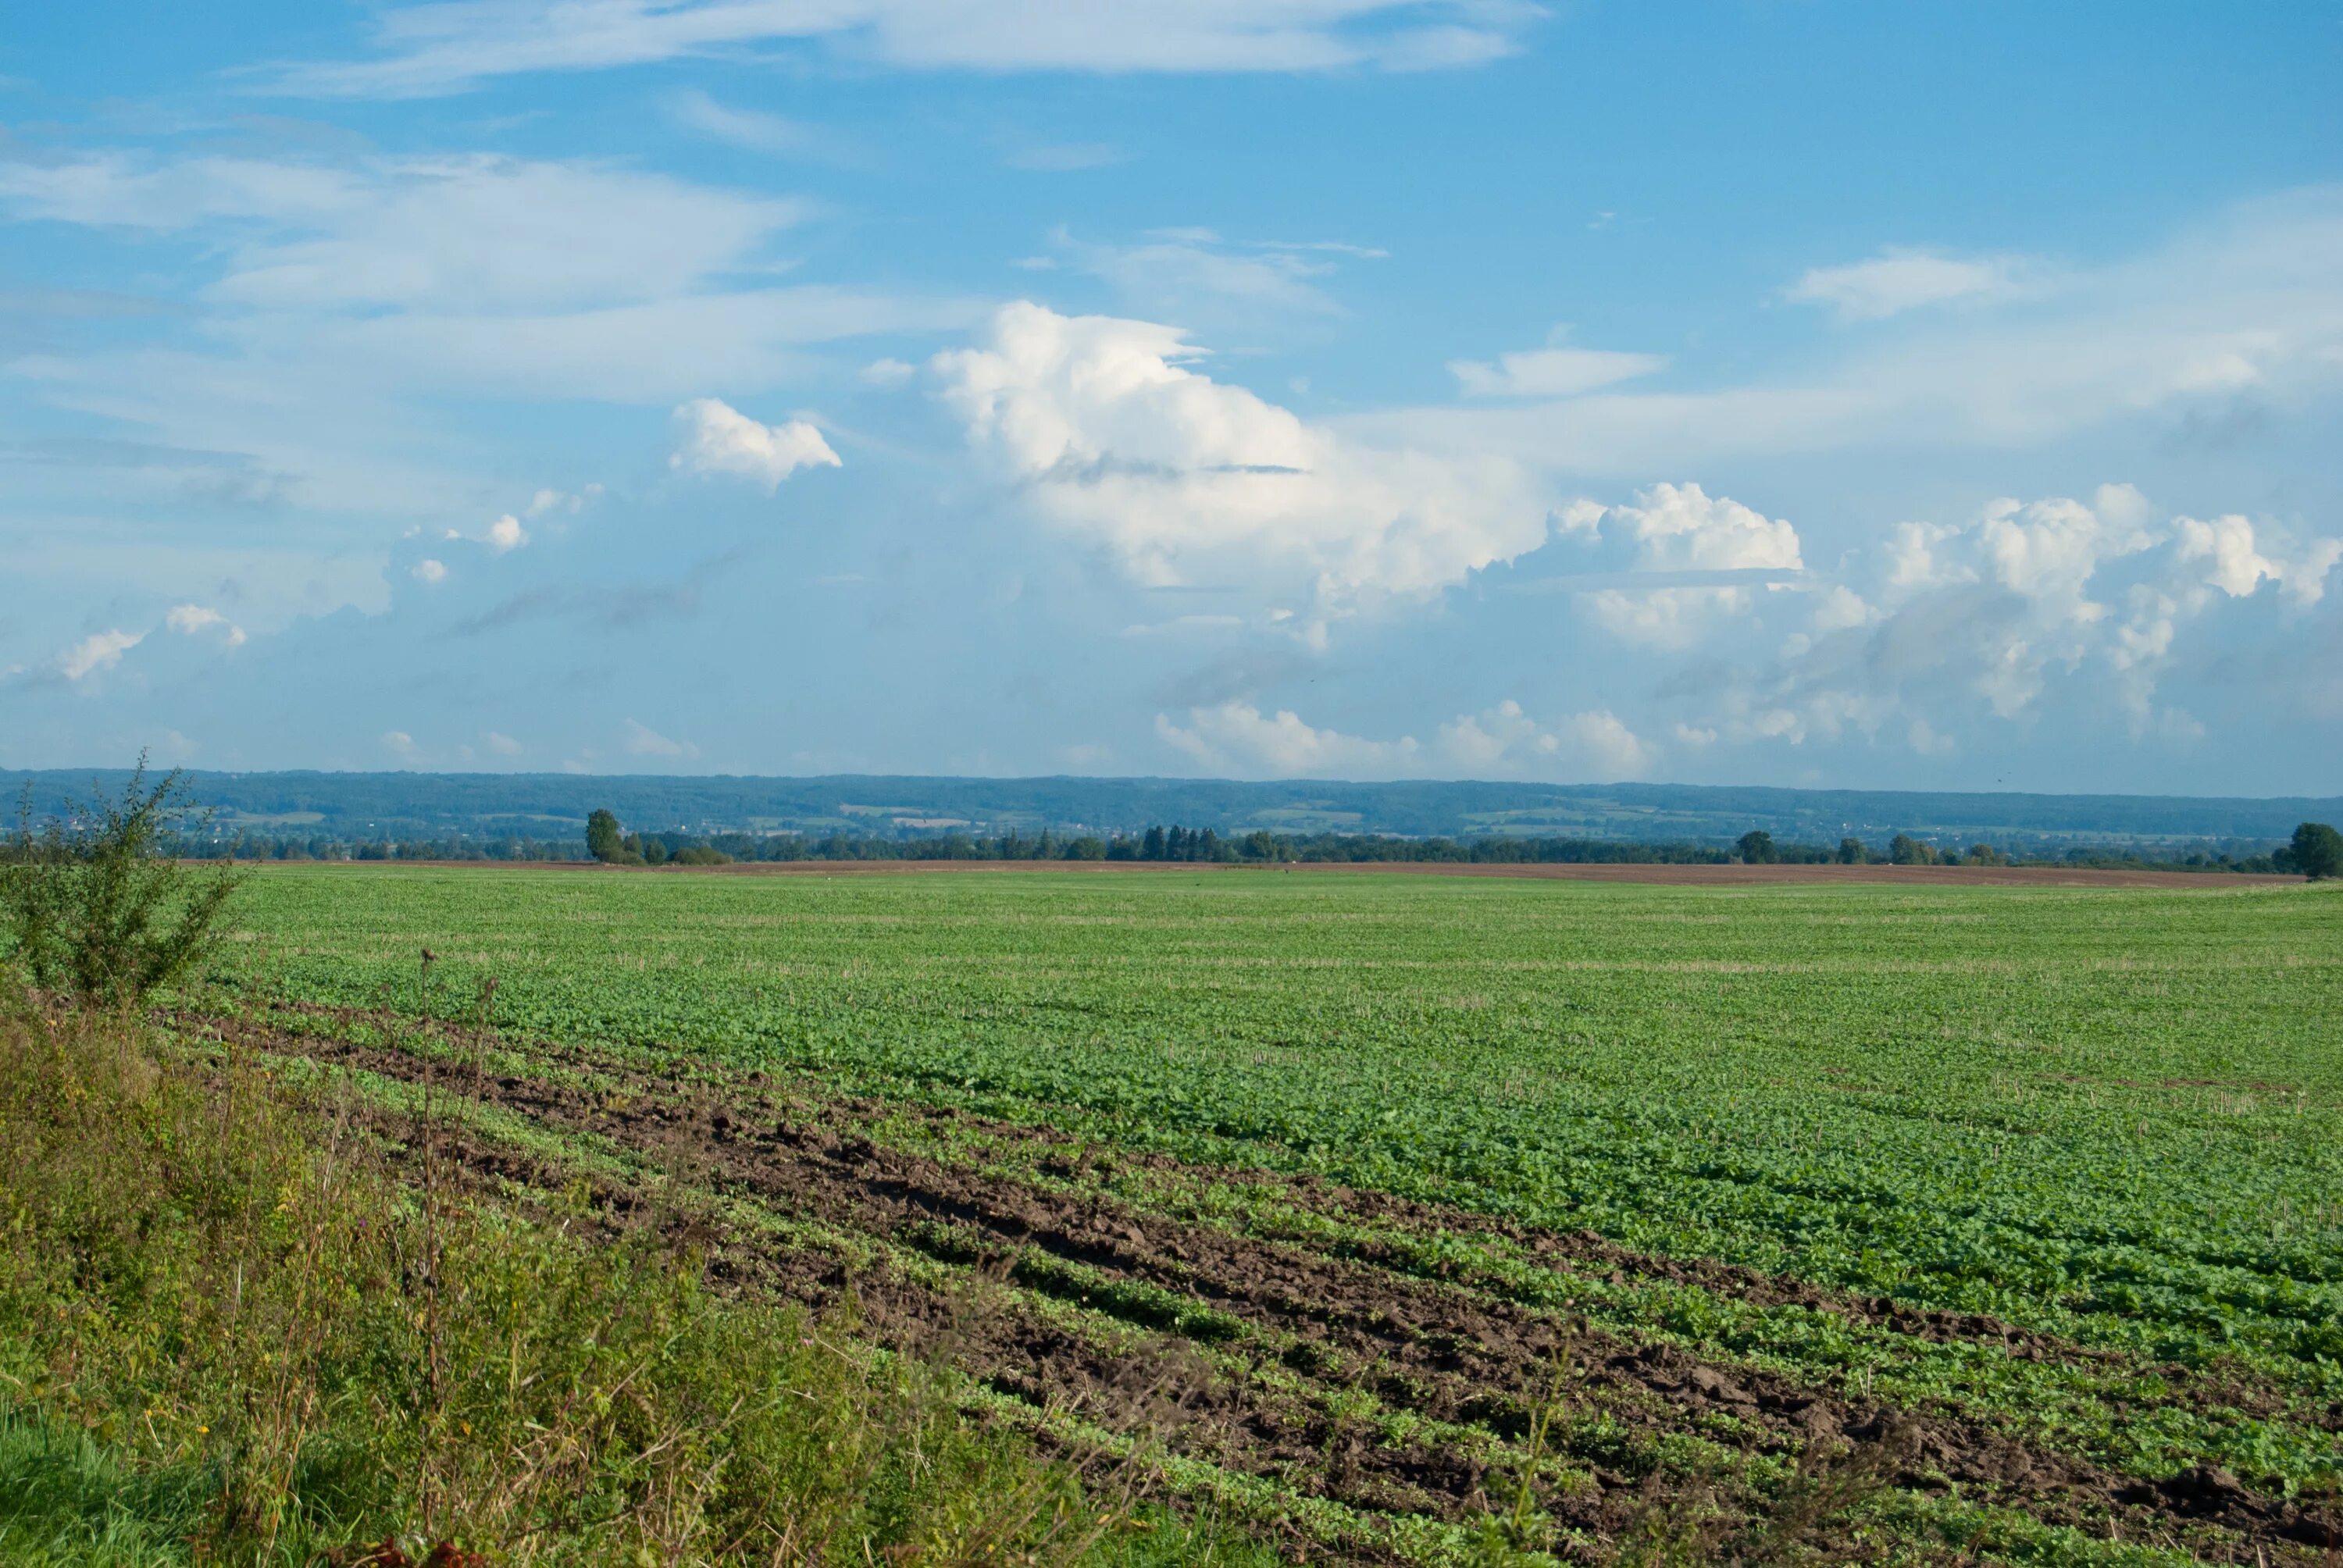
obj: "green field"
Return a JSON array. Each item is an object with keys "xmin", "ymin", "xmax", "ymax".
[{"xmin": 205, "ymin": 865, "xmax": 2343, "ymax": 1563}]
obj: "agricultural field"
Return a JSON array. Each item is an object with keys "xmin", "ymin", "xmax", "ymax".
[{"xmin": 191, "ymin": 864, "xmax": 2343, "ymax": 1565}]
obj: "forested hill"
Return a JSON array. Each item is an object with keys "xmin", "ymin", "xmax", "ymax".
[{"xmin": 3, "ymin": 768, "xmax": 2333, "ymax": 853}]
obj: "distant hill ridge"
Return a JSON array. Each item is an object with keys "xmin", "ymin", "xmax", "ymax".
[{"xmin": 4, "ymin": 769, "xmax": 2334, "ymax": 850}]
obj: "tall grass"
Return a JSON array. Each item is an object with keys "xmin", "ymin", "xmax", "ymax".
[{"xmin": 0, "ymin": 996, "xmax": 1255, "ymax": 1566}]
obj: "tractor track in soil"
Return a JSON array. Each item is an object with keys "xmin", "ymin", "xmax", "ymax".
[{"xmin": 188, "ymin": 1007, "xmax": 2343, "ymax": 1563}]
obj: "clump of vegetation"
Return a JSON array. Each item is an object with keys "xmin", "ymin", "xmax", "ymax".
[
  {"xmin": 1, "ymin": 760, "xmax": 243, "ymax": 1010},
  {"xmin": 2283, "ymin": 820, "xmax": 2342, "ymax": 880},
  {"xmin": 0, "ymin": 1000, "xmax": 1233, "ymax": 1566}
]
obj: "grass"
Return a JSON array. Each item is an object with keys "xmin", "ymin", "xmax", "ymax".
[{"xmin": 0, "ymin": 993, "xmax": 1275, "ymax": 1567}]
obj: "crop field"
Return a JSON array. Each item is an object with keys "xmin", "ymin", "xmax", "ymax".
[{"xmin": 187, "ymin": 865, "xmax": 2343, "ymax": 1565}]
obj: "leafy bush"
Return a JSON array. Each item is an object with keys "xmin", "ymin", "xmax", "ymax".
[{"xmin": 0, "ymin": 761, "xmax": 243, "ymax": 1010}]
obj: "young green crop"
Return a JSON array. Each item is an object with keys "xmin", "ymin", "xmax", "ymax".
[{"xmin": 219, "ymin": 868, "xmax": 2343, "ymax": 1409}]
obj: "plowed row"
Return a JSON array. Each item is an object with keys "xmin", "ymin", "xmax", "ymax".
[{"xmin": 198, "ymin": 1007, "xmax": 2342, "ymax": 1566}]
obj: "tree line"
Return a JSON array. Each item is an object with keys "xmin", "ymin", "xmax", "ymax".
[{"xmin": 151, "ymin": 808, "xmax": 2341, "ymax": 879}]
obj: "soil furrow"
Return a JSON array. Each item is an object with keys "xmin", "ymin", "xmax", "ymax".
[{"xmin": 196, "ymin": 1007, "xmax": 2343, "ymax": 1563}]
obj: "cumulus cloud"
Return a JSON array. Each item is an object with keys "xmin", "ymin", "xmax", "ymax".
[
  {"xmin": 1433, "ymin": 700, "xmax": 1653, "ymax": 779},
  {"xmin": 483, "ymin": 513, "xmax": 529, "ymax": 553},
  {"xmin": 381, "ymin": 729, "xmax": 418, "ymax": 758},
  {"xmin": 1543, "ymin": 483, "xmax": 1804, "ymax": 647},
  {"xmin": 1581, "ymin": 586, "xmax": 1756, "ymax": 649},
  {"xmin": 669, "ymin": 397, "xmax": 842, "ymax": 490},
  {"xmin": 931, "ymin": 301, "xmax": 1548, "ymax": 616},
  {"xmin": 164, "ymin": 604, "xmax": 248, "ymax": 647},
  {"xmin": 1674, "ymin": 486, "xmax": 2342, "ymax": 748},
  {"xmin": 1570, "ymin": 482, "xmax": 1804, "ymax": 572},
  {"xmin": 57, "ymin": 629, "xmax": 144, "ymax": 682},
  {"xmin": 483, "ymin": 730, "xmax": 523, "ymax": 756},
  {"xmin": 1156, "ymin": 702, "xmax": 1417, "ymax": 776},
  {"xmin": 1155, "ymin": 697, "xmax": 1654, "ymax": 780},
  {"xmin": 412, "ymin": 558, "xmax": 448, "ymax": 584},
  {"xmin": 1784, "ymin": 247, "xmax": 2038, "ymax": 321}
]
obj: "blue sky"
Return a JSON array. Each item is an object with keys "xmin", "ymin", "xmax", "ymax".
[{"xmin": 3, "ymin": 2, "xmax": 2340, "ymax": 792}]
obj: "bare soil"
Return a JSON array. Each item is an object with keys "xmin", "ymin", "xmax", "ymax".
[{"xmin": 291, "ymin": 859, "xmax": 2277, "ymax": 888}]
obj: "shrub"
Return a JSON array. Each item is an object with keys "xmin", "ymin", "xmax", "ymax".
[{"xmin": 0, "ymin": 761, "xmax": 243, "ymax": 1010}]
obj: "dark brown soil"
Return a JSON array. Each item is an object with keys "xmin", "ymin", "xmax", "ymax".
[{"xmin": 190, "ymin": 1007, "xmax": 2341, "ymax": 1565}]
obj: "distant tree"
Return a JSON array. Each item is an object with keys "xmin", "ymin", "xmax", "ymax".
[
  {"xmin": 1836, "ymin": 836, "xmax": 1868, "ymax": 864},
  {"xmin": 640, "ymin": 836, "xmax": 669, "ymax": 867},
  {"xmin": 1966, "ymin": 843, "xmax": 2006, "ymax": 866},
  {"xmin": 1142, "ymin": 825, "xmax": 1167, "ymax": 861},
  {"xmin": 1888, "ymin": 833, "xmax": 1938, "ymax": 866},
  {"xmin": 1064, "ymin": 836, "xmax": 1107, "ymax": 861},
  {"xmin": 586, "ymin": 808, "xmax": 626, "ymax": 863},
  {"xmin": 1736, "ymin": 830, "xmax": 1778, "ymax": 864},
  {"xmin": 672, "ymin": 845, "xmax": 731, "ymax": 866},
  {"xmin": 1167, "ymin": 825, "xmax": 1189, "ymax": 861},
  {"xmin": 2290, "ymin": 821, "xmax": 2343, "ymax": 881},
  {"xmin": 1196, "ymin": 827, "xmax": 1221, "ymax": 862}
]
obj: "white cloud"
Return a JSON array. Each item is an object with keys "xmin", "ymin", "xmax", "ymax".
[
  {"xmin": 930, "ymin": 301, "xmax": 1548, "ymax": 614},
  {"xmin": 483, "ymin": 730, "xmax": 523, "ymax": 756},
  {"xmin": 1157, "ymin": 703, "xmax": 1418, "ymax": 776},
  {"xmin": 1433, "ymin": 700, "xmax": 1653, "ymax": 780},
  {"xmin": 1784, "ymin": 247, "xmax": 2038, "ymax": 321},
  {"xmin": 2281, "ymin": 538, "xmax": 2343, "ymax": 608},
  {"xmin": 1549, "ymin": 484, "xmax": 1803, "ymax": 648},
  {"xmin": 1581, "ymin": 585, "xmax": 1753, "ymax": 649},
  {"xmin": 670, "ymin": 397, "xmax": 842, "ymax": 490},
  {"xmin": 273, "ymin": 2, "xmax": 1539, "ymax": 98},
  {"xmin": 164, "ymin": 604, "xmax": 248, "ymax": 647},
  {"xmin": 526, "ymin": 485, "xmax": 594, "ymax": 516},
  {"xmin": 1156, "ymin": 697, "xmax": 1653, "ymax": 781},
  {"xmin": 1364, "ymin": 188, "xmax": 2343, "ymax": 478},
  {"xmin": 412, "ymin": 558, "xmax": 448, "ymax": 583},
  {"xmin": 484, "ymin": 513, "xmax": 529, "ymax": 552},
  {"xmin": 860, "ymin": 357, "xmax": 917, "ymax": 388},
  {"xmin": 1047, "ymin": 226, "xmax": 1372, "ymax": 323},
  {"xmin": 0, "ymin": 148, "xmax": 969, "ymax": 425},
  {"xmin": 622, "ymin": 718, "xmax": 697, "ymax": 758},
  {"xmin": 1678, "ymin": 486, "xmax": 2343, "ymax": 747},
  {"xmin": 57, "ymin": 629, "xmax": 144, "ymax": 682},
  {"xmin": 668, "ymin": 88, "xmax": 824, "ymax": 158},
  {"xmin": 0, "ymin": 153, "xmax": 802, "ymax": 315},
  {"xmin": 1574, "ymin": 481, "xmax": 1804, "ymax": 572},
  {"xmin": 381, "ymin": 729, "xmax": 418, "ymax": 758},
  {"xmin": 1450, "ymin": 335, "xmax": 1667, "ymax": 398}
]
